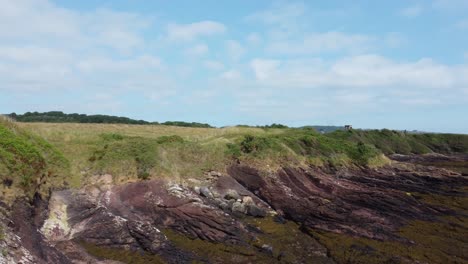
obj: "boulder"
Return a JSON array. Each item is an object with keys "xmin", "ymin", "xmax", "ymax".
[
  {"xmin": 231, "ymin": 201, "xmax": 246, "ymax": 215},
  {"xmin": 242, "ymin": 196, "xmax": 254, "ymax": 205},
  {"xmin": 218, "ymin": 201, "xmax": 230, "ymax": 211},
  {"xmin": 224, "ymin": 189, "xmax": 240, "ymax": 200},
  {"xmin": 246, "ymin": 204, "xmax": 266, "ymax": 218},
  {"xmin": 199, "ymin": 187, "xmax": 213, "ymax": 198}
]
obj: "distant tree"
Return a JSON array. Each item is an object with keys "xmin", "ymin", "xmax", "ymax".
[{"xmin": 8, "ymin": 111, "xmax": 214, "ymax": 128}]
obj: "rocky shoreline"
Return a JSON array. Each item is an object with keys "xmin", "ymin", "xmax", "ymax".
[{"xmin": 1, "ymin": 154, "xmax": 467, "ymax": 263}]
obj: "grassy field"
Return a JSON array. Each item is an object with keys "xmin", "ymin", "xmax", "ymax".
[
  {"xmin": 15, "ymin": 122, "xmax": 380, "ymax": 187},
  {"xmin": 16, "ymin": 122, "xmax": 288, "ymax": 186},
  {"xmin": 0, "ymin": 121, "xmax": 465, "ymax": 197}
]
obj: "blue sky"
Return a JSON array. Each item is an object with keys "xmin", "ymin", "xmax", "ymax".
[{"xmin": 1, "ymin": 0, "xmax": 468, "ymax": 133}]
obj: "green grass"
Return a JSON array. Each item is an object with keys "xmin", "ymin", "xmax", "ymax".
[
  {"xmin": 9, "ymin": 122, "xmax": 468, "ymax": 188},
  {"xmin": 328, "ymin": 129, "xmax": 468, "ymax": 155},
  {"xmin": 226, "ymin": 129, "xmax": 381, "ymax": 167},
  {"xmin": 0, "ymin": 117, "xmax": 70, "ymax": 202},
  {"xmin": 15, "ymin": 123, "xmax": 290, "ymax": 184}
]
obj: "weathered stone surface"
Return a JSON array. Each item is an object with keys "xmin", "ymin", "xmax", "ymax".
[
  {"xmin": 224, "ymin": 189, "xmax": 240, "ymax": 200},
  {"xmin": 227, "ymin": 163, "xmax": 468, "ymax": 241},
  {"xmin": 199, "ymin": 186, "xmax": 213, "ymax": 198},
  {"xmin": 242, "ymin": 196, "xmax": 254, "ymax": 205},
  {"xmin": 2, "ymin": 154, "xmax": 466, "ymax": 263},
  {"xmin": 6, "ymin": 199, "xmax": 72, "ymax": 264},
  {"xmin": 246, "ymin": 204, "xmax": 267, "ymax": 217},
  {"xmin": 261, "ymin": 244, "xmax": 273, "ymax": 255},
  {"xmin": 231, "ymin": 201, "xmax": 246, "ymax": 216}
]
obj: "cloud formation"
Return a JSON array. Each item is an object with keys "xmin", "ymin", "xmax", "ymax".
[
  {"xmin": 1, "ymin": 0, "xmax": 467, "ymax": 132},
  {"xmin": 166, "ymin": 21, "xmax": 226, "ymax": 41}
]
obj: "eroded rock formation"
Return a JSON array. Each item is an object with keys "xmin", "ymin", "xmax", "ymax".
[{"xmin": 1, "ymin": 155, "xmax": 467, "ymax": 263}]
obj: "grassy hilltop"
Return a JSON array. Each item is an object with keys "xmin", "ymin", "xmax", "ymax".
[
  {"xmin": 1, "ymin": 113, "xmax": 467, "ymax": 200},
  {"xmin": 6, "ymin": 120, "xmax": 466, "ymax": 191}
]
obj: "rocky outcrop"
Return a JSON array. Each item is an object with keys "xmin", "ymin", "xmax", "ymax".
[
  {"xmin": 1, "ymin": 155, "xmax": 467, "ymax": 263},
  {"xmin": 0, "ymin": 199, "xmax": 71, "ymax": 264},
  {"xmin": 37, "ymin": 176, "xmax": 306, "ymax": 263},
  {"xmin": 227, "ymin": 163, "xmax": 467, "ymax": 241}
]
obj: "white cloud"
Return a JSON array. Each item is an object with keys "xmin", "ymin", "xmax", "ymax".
[
  {"xmin": 0, "ymin": 0, "xmax": 149, "ymax": 54},
  {"xmin": 226, "ymin": 40, "xmax": 245, "ymax": 61},
  {"xmin": 244, "ymin": 55, "xmax": 467, "ymax": 93},
  {"xmin": 246, "ymin": 2, "xmax": 305, "ymax": 25},
  {"xmin": 329, "ymin": 55, "xmax": 457, "ymax": 88},
  {"xmin": 0, "ymin": 45, "xmax": 72, "ymax": 63},
  {"xmin": 203, "ymin": 60, "xmax": 224, "ymax": 71},
  {"xmin": 0, "ymin": 0, "xmax": 173, "ymax": 97},
  {"xmin": 250, "ymin": 59, "xmax": 281, "ymax": 80},
  {"xmin": 220, "ymin": 70, "xmax": 242, "ymax": 80},
  {"xmin": 185, "ymin": 44, "xmax": 209, "ymax": 56},
  {"xmin": 2, "ymin": 0, "xmax": 468, "ymax": 130},
  {"xmin": 267, "ymin": 32, "xmax": 375, "ymax": 55},
  {"xmin": 245, "ymin": 2, "xmax": 308, "ymax": 40},
  {"xmin": 166, "ymin": 21, "xmax": 226, "ymax": 41},
  {"xmin": 334, "ymin": 93, "xmax": 374, "ymax": 104},
  {"xmin": 246, "ymin": 33, "xmax": 262, "ymax": 46},
  {"xmin": 399, "ymin": 5, "xmax": 423, "ymax": 17},
  {"xmin": 76, "ymin": 55, "xmax": 162, "ymax": 73}
]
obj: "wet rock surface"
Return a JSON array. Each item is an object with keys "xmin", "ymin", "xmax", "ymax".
[{"xmin": 0, "ymin": 155, "xmax": 466, "ymax": 263}]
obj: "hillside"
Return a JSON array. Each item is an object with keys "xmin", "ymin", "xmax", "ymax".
[
  {"xmin": 0, "ymin": 119, "xmax": 467, "ymax": 264},
  {"xmin": 0, "ymin": 116, "xmax": 70, "ymax": 202},
  {"xmin": 14, "ymin": 122, "xmax": 468, "ymax": 187}
]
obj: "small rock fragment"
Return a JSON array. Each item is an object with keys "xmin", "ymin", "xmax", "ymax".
[
  {"xmin": 261, "ymin": 244, "xmax": 273, "ymax": 255},
  {"xmin": 242, "ymin": 196, "xmax": 254, "ymax": 205},
  {"xmin": 224, "ymin": 190, "xmax": 240, "ymax": 201},
  {"xmin": 200, "ymin": 187, "xmax": 213, "ymax": 198},
  {"xmin": 246, "ymin": 204, "xmax": 266, "ymax": 218},
  {"xmin": 231, "ymin": 201, "xmax": 246, "ymax": 215},
  {"xmin": 273, "ymin": 214, "xmax": 286, "ymax": 224}
]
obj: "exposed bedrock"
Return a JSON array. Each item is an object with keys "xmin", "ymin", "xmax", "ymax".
[
  {"xmin": 2, "ymin": 155, "xmax": 466, "ymax": 263},
  {"xmin": 227, "ymin": 162, "xmax": 467, "ymax": 241},
  {"xmin": 39, "ymin": 176, "xmax": 325, "ymax": 263},
  {"xmin": 40, "ymin": 180, "xmax": 247, "ymax": 263}
]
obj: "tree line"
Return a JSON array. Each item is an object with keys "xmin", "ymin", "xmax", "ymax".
[{"xmin": 7, "ymin": 111, "xmax": 213, "ymax": 128}]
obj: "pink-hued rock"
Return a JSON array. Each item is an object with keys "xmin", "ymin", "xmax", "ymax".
[
  {"xmin": 3, "ymin": 154, "xmax": 466, "ymax": 263},
  {"xmin": 227, "ymin": 163, "xmax": 467, "ymax": 241}
]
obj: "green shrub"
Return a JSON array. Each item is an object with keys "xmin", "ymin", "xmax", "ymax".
[
  {"xmin": 226, "ymin": 143, "xmax": 241, "ymax": 158},
  {"xmin": 346, "ymin": 142, "xmax": 380, "ymax": 165},
  {"xmin": 240, "ymin": 135, "xmax": 275, "ymax": 154},
  {"xmin": 0, "ymin": 121, "xmax": 69, "ymax": 192}
]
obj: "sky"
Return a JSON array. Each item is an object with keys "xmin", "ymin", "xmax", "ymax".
[{"xmin": 1, "ymin": 0, "xmax": 468, "ymax": 133}]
